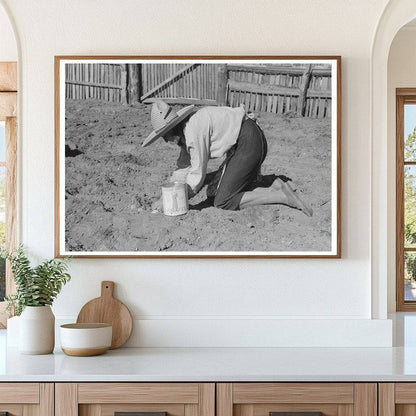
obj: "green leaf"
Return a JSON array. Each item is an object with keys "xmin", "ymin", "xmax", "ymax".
[{"xmin": 5, "ymin": 245, "xmax": 72, "ymax": 314}]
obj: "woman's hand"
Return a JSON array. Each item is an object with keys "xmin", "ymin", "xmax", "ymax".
[{"xmin": 170, "ymin": 168, "xmax": 189, "ymax": 183}]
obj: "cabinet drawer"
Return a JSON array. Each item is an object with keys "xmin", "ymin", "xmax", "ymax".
[
  {"xmin": 217, "ymin": 383, "xmax": 376, "ymax": 416},
  {"xmin": 0, "ymin": 383, "xmax": 39, "ymax": 404},
  {"xmin": 56, "ymin": 383, "xmax": 215, "ymax": 416},
  {"xmin": 78, "ymin": 383, "xmax": 200, "ymax": 404}
]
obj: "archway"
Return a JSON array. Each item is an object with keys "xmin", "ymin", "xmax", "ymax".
[{"xmin": 371, "ymin": 0, "xmax": 416, "ymax": 320}]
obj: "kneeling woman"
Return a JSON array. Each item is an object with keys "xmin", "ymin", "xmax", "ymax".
[{"xmin": 142, "ymin": 100, "xmax": 312, "ymax": 216}]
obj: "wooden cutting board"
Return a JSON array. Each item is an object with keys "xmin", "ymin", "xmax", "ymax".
[{"xmin": 76, "ymin": 281, "xmax": 133, "ymax": 349}]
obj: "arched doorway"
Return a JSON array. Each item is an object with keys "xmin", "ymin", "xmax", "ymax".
[{"xmin": 371, "ymin": 0, "xmax": 416, "ymax": 319}]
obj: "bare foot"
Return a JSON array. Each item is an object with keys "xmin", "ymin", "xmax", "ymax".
[
  {"xmin": 251, "ymin": 178, "xmax": 285, "ymax": 194},
  {"xmin": 282, "ymin": 182, "xmax": 313, "ymax": 217}
]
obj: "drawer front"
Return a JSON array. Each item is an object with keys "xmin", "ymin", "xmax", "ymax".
[
  {"xmin": 78, "ymin": 383, "xmax": 200, "ymax": 404},
  {"xmin": 233, "ymin": 384, "xmax": 354, "ymax": 404},
  {"xmin": 218, "ymin": 383, "xmax": 376, "ymax": 416},
  {"xmin": 0, "ymin": 383, "xmax": 39, "ymax": 404},
  {"xmin": 56, "ymin": 383, "xmax": 215, "ymax": 416}
]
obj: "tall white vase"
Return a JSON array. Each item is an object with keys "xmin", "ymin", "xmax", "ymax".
[
  {"xmin": 19, "ymin": 306, "xmax": 55, "ymax": 354},
  {"xmin": 6, "ymin": 315, "xmax": 20, "ymax": 347}
]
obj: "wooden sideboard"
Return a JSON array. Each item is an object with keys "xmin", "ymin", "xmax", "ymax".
[{"xmin": 0, "ymin": 382, "xmax": 413, "ymax": 416}]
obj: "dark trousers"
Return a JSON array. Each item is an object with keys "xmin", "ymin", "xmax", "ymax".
[{"xmin": 214, "ymin": 118, "xmax": 268, "ymax": 210}]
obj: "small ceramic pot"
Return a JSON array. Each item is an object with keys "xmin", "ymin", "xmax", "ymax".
[
  {"xmin": 60, "ymin": 323, "xmax": 112, "ymax": 356},
  {"xmin": 19, "ymin": 306, "xmax": 55, "ymax": 354}
]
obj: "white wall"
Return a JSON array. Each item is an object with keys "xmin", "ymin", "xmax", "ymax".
[
  {"xmin": 0, "ymin": 0, "xmax": 393, "ymax": 346},
  {"xmin": 387, "ymin": 25, "xmax": 416, "ymax": 312},
  {"xmin": 0, "ymin": 3, "xmax": 17, "ymax": 61}
]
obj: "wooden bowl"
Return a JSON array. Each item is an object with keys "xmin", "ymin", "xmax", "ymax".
[{"xmin": 60, "ymin": 323, "xmax": 112, "ymax": 356}]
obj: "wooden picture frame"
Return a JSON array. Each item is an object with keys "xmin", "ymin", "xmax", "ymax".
[{"xmin": 55, "ymin": 56, "xmax": 341, "ymax": 258}]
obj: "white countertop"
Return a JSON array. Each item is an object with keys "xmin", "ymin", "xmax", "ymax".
[{"xmin": 2, "ymin": 329, "xmax": 416, "ymax": 382}]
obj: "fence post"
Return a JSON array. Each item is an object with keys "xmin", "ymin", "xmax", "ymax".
[
  {"xmin": 120, "ymin": 64, "xmax": 127, "ymax": 105},
  {"xmin": 127, "ymin": 64, "xmax": 141, "ymax": 104},
  {"xmin": 216, "ymin": 65, "xmax": 228, "ymax": 106},
  {"xmin": 298, "ymin": 64, "xmax": 313, "ymax": 116}
]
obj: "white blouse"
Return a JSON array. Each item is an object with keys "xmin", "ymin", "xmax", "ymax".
[{"xmin": 172, "ymin": 106, "xmax": 246, "ymax": 194}]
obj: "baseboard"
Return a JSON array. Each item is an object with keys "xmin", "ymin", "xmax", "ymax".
[{"xmin": 55, "ymin": 317, "xmax": 392, "ymax": 347}]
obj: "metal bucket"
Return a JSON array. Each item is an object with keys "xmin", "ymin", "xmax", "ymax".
[{"xmin": 162, "ymin": 182, "xmax": 188, "ymax": 216}]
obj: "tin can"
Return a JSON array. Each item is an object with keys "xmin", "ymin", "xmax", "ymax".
[{"xmin": 162, "ymin": 182, "xmax": 188, "ymax": 216}]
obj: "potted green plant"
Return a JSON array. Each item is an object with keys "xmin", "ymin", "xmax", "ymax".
[{"xmin": 1, "ymin": 245, "xmax": 71, "ymax": 354}]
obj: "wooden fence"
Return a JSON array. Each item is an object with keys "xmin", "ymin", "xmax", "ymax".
[
  {"xmin": 65, "ymin": 64, "xmax": 125, "ymax": 103},
  {"xmin": 140, "ymin": 63, "xmax": 222, "ymax": 106},
  {"xmin": 227, "ymin": 65, "xmax": 332, "ymax": 118},
  {"xmin": 65, "ymin": 63, "xmax": 332, "ymax": 118}
]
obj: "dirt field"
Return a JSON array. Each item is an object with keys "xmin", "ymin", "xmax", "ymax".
[{"xmin": 64, "ymin": 100, "xmax": 332, "ymax": 253}]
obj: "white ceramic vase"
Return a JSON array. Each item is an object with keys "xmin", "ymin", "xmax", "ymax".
[
  {"xmin": 6, "ymin": 315, "xmax": 20, "ymax": 347},
  {"xmin": 19, "ymin": 306, "xmax": 55, "ymax": 354}
]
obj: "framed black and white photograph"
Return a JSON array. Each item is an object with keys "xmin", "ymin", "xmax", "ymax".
[{"xmin": 55, "ymin": 56, "xmax": 341, "ymax": 258}]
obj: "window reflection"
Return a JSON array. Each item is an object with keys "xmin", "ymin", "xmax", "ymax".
[
  {"xmin": 0, "ymin": 122, "xmax": 5, "ymax": 301},
  {"xmin": 404, "ymin": 105, "xmax": 416, "ymax": 303}
]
